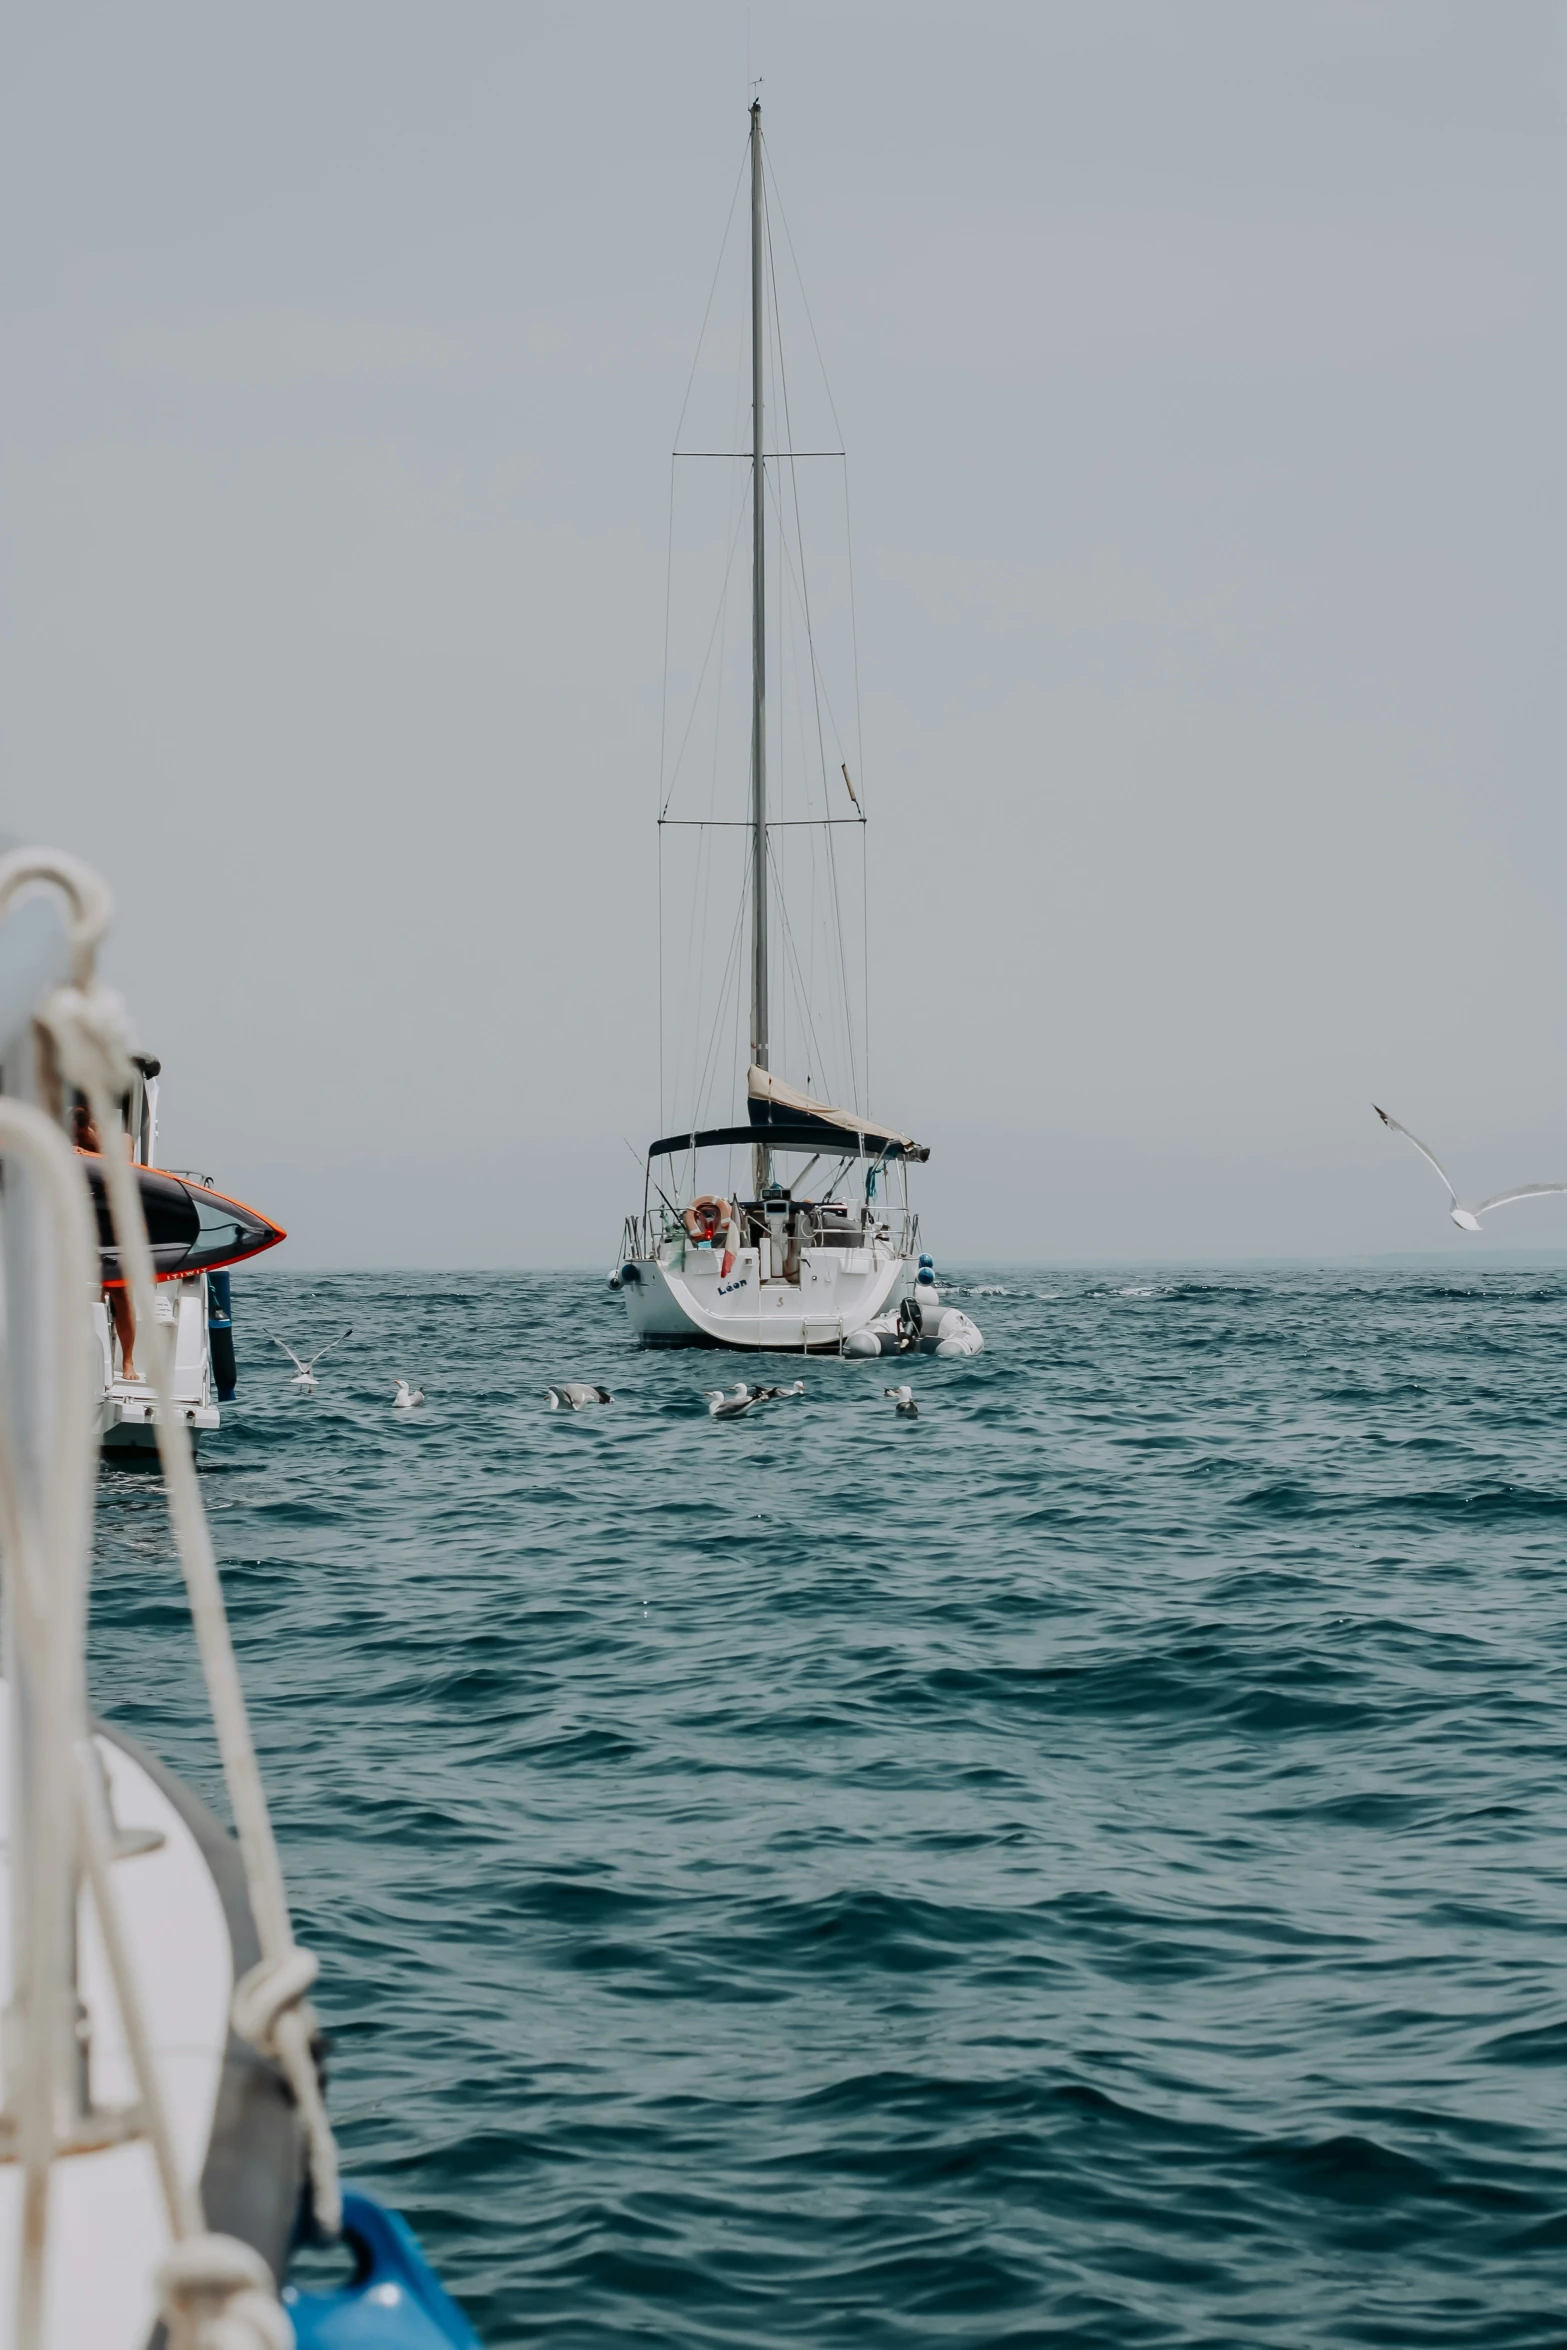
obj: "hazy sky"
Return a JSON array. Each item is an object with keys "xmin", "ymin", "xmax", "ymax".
[{"xmin": 5, "ymin": 3, "xmax": 1566, "ymax": 1263}]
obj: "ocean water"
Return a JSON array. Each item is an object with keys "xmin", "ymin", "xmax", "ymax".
[{"xmin": 90, "ymin": 1268, "xmax": 1567, "ymax": 2347}]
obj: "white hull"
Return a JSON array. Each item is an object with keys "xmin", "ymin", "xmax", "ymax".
[
  {"xmin": 99, "ymin": 1393, "xmax": 220, "ymax": 1451},
  {"xmin": 623, "ymin": 1238, "xmax": 912, "ymax": 1350},
  {"xmin": 94, "ymin": 1275, "xmax": 218, "ymax": 1449},
  {"xmin": 0, "ymin": 1694, "xmax": 304, "ymax": 2348}
]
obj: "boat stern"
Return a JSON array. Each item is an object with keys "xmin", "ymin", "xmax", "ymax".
[{"xmin": 95, "ymin": 1273, "xmax": 221, "ymax": 1449}]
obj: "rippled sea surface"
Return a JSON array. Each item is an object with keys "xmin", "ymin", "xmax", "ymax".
[{"xmin": 90, "ymin": 1268, "xmax": 1567, "ymax": 2346}]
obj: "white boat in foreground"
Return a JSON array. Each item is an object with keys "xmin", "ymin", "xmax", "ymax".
[
  {"xmin": 614, "ymin": 102, "xmax": 981, "ymax": 1365},
  {"xmin": 0, "ymin": 848, "xmax": 477, "ymax": 2348}
]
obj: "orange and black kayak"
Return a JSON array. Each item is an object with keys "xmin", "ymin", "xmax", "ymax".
[{"xmin": 79, "ymin": 1157, "xmax": 286, "ymax": 1285}]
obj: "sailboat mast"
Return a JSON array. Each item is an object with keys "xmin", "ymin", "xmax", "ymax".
[{"xmin": 749, "ymin": 96, "xmax": 771, "ymax": 1198}]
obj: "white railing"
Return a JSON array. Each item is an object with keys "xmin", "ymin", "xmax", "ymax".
[
  {"xmin": 619, "ymin": 1211, "xmax": 659, "ymax": 1264},
  {"xmin": 616, "ymin": 1201, "xmax": 918, "ymax": 1271}
]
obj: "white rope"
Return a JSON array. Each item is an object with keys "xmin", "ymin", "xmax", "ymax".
[
  {"xmin": 0, "ymin": 847, "xmax": 112, "ymax": 986},
  {"xmin": 0, "ymin": 1098, "xmax": 300, "ymax": 2350},
  {"xmin": 156, "ymin": 2237, "xmax": 295, "ymax": 2350},
  {"xmin": 39, "ymin": 980, "xmax": 342, "ymax": 2239},
  {"xmin": 232, "ymin": 1949, "xmax": 320, "ymax": 2053},
  {"xmin": 0, "ymin": 849, "xmax": 349, "ymax": 2345},
  {"xmin": 0, "ymin": 1097, "xmax": 99, "ymax": 2350}
]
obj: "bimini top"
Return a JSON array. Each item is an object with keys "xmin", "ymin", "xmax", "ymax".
[{"xmin": 649, "ymin": 1065, "xmax": 930, "ymax": 1164}]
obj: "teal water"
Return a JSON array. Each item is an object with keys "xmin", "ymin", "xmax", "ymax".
[{"xmin": 91, "ymin": 1269, "xmax": 1567, "ymax": 2346}]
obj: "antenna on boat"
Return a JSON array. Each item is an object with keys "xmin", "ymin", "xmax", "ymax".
[{"xmin": 749, "ymin": 94, "xmax": 771, "ymax": 1200}]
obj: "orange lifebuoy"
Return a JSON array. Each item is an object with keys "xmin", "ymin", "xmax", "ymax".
[{"xmin": 683, "ymin": 1193, "xmax": 732, "ymax": 1245}]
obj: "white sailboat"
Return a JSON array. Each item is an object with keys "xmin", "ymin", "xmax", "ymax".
[{"xmin": 615, "ymin": 102, "xmax": 981, "ymax": 1363}]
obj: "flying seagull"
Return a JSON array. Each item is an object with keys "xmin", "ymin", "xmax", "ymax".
[
  {"xmin": 884, "ymin": 1384, "xmax": 918, "ymax": 1417},
  {"xmin": 265, "ymin": 1326, "xmax": 351, "ymax": 1393},
  {"xmin": 392, "ymin": 1379, "xmax": 425, "ymax": 1409},
  {"xmin": 1373, "ymin": 1105, "xmax": 1567, "ymax": 1231},
  {"xmin": 547, "ymin": 1383, "xmax": 612, "ymax": 1410}
]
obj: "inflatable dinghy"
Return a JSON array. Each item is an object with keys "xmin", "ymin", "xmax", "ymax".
[{"xmin": 843, "ymin": 1284, "xmax": 985, "ymax": 1358}]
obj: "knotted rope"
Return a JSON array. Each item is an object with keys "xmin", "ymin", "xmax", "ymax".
[
  {"xmin": 156, "ymin": 2236, "xmax": 295, "ymax": 2350},
  {"xmin": 0, "ymin": 849, "xmax": 343, "ymax": 2348},
  {"xmin": 39, "ymin": 980, "xmax": 341, "ymax": 2241}
]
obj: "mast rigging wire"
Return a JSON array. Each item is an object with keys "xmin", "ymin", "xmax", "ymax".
[
  {"xmin": 759, "ymin": 124, "xmax": 862, "ymax": 1113},
  {"xmin": 760, "ymin": 455, "xmax": 863, "ymax": 1104},
  {"xmin": 670, "ymin": 141, "xmax": 750, "ymax": 453},
  {"xmin": 767, "ymin": 829, "xmax": 834, "ymax": 1108},
  {"xmin": 660, "ymin": 133, "xmax": 751, "ymax": 1126},
  {"xmin": 658, "ymin": 113, "xmax": 874, "ymax": 1144},
  {"xmin": 675, "ymin": 274, "xmax": 755, "ymax": 1127},
  {"xmin": 764, "ymin": 140, "xmax": 874, "ymax": 1110},
  {"xmin": 688, "ymin": 870, "xmax": 749, "ymax": 1133},
  {"xmin": 660, "ymin": 492, "xmax": 752, "ymax": 818}
]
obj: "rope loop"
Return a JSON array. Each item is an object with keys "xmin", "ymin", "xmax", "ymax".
[
  {"xmin": 232, "ymin": 1948, "xmax": 320, "ymax": 2055},
  {"xmin": 155, "ymin": 2234, "xmax": 294, "ymax": 2350},
  {"xmin": 0, "ymin": 846, "xmax": 113, "ymax": 985},
  {"xmin": 35, "ymin": 979, "xmax": 138, "ymax": 1102}
]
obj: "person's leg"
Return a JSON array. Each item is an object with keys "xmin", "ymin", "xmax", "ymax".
[{"xmin": 108, "ymin": 1286, "xmax": 138, "ymax": 1380}]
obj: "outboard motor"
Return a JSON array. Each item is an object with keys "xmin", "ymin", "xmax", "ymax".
[{"xmin": 207, "ymin": 1268, "xmax": 237, "ymax": 1401}]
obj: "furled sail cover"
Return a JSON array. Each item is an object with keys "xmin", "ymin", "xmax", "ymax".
[
  {"xmin": 746, "ymin": 1066, "xmax": 930, "ymax": 1162},
  {"xmin": 83, "ymin": 1158, "xmax": 287, "ymax": 1284}
]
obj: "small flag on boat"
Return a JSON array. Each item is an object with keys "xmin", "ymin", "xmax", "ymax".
[{"xmin": 842, "ymin": 762, "xmax": 860, "ymax": 810}]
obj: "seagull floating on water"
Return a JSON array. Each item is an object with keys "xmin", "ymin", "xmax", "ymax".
[
  {"xmin": 1374, "ymin": 1105, "xmax": 1567, "ymax": 1232},
  {"xmin": 884, "ymin": 1385, "xmax": 918, "ymax": 1417},
  {"xmin": 704, "ymin": 1380, "xmax": 805, "ymax": 1420},
  {"xmin": 265, "ymin": 1326, "xmax": 351, "ymax": 1393},
  {"xmin": 706, "ymin": 1383, "xmax": 754, "ymax": 1418},
  {"xmin": 547, "ymin": 1383, "xmax": 612, "ymax": 1410},
  {"xmin": 392, "ymin": 1379, "xmax": 424, "ymax": 1409}
]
